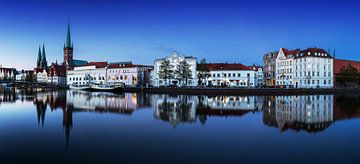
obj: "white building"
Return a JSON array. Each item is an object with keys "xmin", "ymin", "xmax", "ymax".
[
  {"xmin": 275, "ymin": 48, "xmax": 299, "ymax": 87},
  {"xmin": 67, "ymin": 62, "xmax": 108, "ymax": 85},
  {"xmin": 153, "ymin": 51, "xmax": 197, "ymax": 87},
  {"xmin": 293, "ymin": 48, "xmax": 333, "ymax": 88},
  {"xmin": 67, "ymin": 62, "xmax": 152, "ymax": 86},
  {"xmin": 198, "ymin": 63, "xmax": 257, "ymax": 87},
  {"xmin": 274, "ymin": 47, "xmax": 334, "ymax": 88},
  {"xmin": 107, "ymin": 62, "xmax": 153, "ymax": 87},
  {"xmin": 251, "ymin": 65, "xmax": 263, "ymax": 87}
]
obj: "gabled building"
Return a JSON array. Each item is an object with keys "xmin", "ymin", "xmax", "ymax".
[
  {"xmin": 293, "ymin": 48, "xmax": 333, "ymax": 88},
  {"xmin": 275, "ymin": 48, "xmax": 300, "ymax": 87}
]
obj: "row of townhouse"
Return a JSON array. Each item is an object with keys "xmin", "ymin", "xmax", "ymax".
[
  {"xmin": 264, "ymin": 47, "xmax": 334, "ymax": 88},
  {"xmin": 151, "ymin": 51, "xmax": 263, "ymax": 87}
]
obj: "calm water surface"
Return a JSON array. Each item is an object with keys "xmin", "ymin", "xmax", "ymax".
[{"xmin": 1, "ymin": 88, "xmax": 360, "ymax": 163}]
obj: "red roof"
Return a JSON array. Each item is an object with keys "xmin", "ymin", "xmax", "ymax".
[
  {"xmin": 198, "ymin": 63, "xmax": 252, "ymax": 71},
  {"xmin": 82, "ymin": 62, "xmax": 108, "ymax": 68},
  {"xmin": 281, "ymin": 48, "xmax": 300, "ymax": 57},
  {"xmin": 334, "ymin": 59, "xmax": 360, "ymax": 74},
  {"xmin": 49, "ymin": 64, "xmax": 66, "ymax": 77}
]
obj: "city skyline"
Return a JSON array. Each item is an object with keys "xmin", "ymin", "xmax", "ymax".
[{"xmin": 1, "ymin": 0, "xmax": 360, "ymax": 69}]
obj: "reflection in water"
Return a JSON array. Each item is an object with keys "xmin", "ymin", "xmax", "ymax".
[
  {"xmin": 1, "ymin": 88, "xmax": 360, "ymax": 147},
  {"xmin": 264, "ymin": 95, "xmax": 333, "ymax": 132}
]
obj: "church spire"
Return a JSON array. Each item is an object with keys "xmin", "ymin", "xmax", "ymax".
[
  {"xmin": 65, "ymin": 20, "xmax": 72, "ymax": 48},
  {"xmin": 37, "ymin": 46, "xmax": 42, "ymax": 68},
  {"xmin": 41, "ymin": 44, "xmax": 48, "ymax": 68}
]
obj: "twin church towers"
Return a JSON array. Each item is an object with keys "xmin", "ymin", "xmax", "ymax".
[{"xmin": 36, "ymin": 21, "xmax": 74, "ymax": 70}]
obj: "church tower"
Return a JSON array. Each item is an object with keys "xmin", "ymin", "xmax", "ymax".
[{"xmin": 63, "ymin": 21, "xmax": 74, "ymax": 69}]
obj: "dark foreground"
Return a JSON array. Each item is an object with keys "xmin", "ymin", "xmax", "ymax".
[{"xmin": 1, "ymin": 88, "xmax": 360, "ymax": 163}]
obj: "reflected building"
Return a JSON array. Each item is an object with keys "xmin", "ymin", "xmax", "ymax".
[
  {"xmin": 152, "ymin": 94, "xmax": 197, "ymax": 127},
  {"xmin": 264, "ymin": 95, "xmax": 334, "ymax": 132}
]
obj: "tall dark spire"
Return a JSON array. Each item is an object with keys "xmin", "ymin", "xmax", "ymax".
[
  {"xmin": 37, "ymin": 46, "xmax": 42, "ymax": 68},
  {"xmin": 41, "ymin": 44, "xmax": 48, "ymax": 68},
  {"xmin": 65, "ymin": 21, "xmax": 72, "ymax": 48}
]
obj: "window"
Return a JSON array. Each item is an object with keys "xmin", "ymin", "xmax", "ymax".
[{"xmin": 238, "ymin": 73, "xmax": 241, "ymax": 77}]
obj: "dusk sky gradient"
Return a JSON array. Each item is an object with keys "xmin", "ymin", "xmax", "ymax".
[{"xmin": 1, "ymin": 0, "xmax": 360, "ymax": 69}]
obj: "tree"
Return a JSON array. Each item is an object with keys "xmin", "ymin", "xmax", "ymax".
[
  {"xmin": 174, "ymin": 60, "xmax": 192, "ymax": 86},
  {"xmin": 158, "ymin": 59, "xmax": 174, "ymax": 86},
  {"xmin": 197, "ymin": 58, "xmax": 211, "ymax": 86},
  {"xmin": 337, "ymin": 64, "xmax": 360, "ymax": 88}
]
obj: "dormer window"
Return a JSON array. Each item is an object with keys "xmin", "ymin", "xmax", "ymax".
[{"xmin": 308, "ymin": 52, "xmax": 311, "ymax": 55}]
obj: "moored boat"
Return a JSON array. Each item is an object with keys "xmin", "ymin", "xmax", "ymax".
[
  {"xmin": 69, "ymin": 84, "xmax": 91, "ymax": 90},
  {"xmin": 89, "ymin": 83, "xmax": 124, "ymax": 92}
]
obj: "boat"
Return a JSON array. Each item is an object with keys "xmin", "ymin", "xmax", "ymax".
[
  {"xmin": 69, "ymin": 84, "xmax": 91, "ymax": 90},
  {"xmin": 89, "ymin": 83, "xmax": 124, "ymax": 92}
]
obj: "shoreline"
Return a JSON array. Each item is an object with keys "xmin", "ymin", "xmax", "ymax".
[{"xmin": 123, "ymin": 87, "xmax": 360, "ymax": 95}]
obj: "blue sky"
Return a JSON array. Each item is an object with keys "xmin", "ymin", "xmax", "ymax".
[{"xmin": 0, "ymin": 0, "xmax": 359, "ymax": 69}]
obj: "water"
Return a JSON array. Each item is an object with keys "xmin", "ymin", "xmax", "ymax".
[{"xmin": 0, "ymin": 88, "xmax": 360, "ymax": 163}]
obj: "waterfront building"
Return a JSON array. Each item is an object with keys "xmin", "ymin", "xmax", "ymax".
[
  {"xmin": 275, "ymin": 48, "xmax": 299, "ymax": 87},
  {"xmin": 198, "ymin": 63, "xmax": 257, "ymax": 87},
  {"xmin": 293, "ymin": 48, "xmax": 333, "ymax": 88},
  {"xmin": 153, "ymin": 51, "xmax": 197, "ymax": 87},
  {"xmin": 251, "ymin": 65, "xmax": 263, "ymax": 87},
  {"xmin": 67, "ymin": 62, "xmax": 108, "ymax": 85},
  {"xmin": 0, "ymin": 66, "xmax": 16, "ymax": 80},
  {"xmin": 35, "ymin": 63, "xmax": 66, "ymax": 85},
  {"xmin": 263, "ymin": 51, "xmax": 278, "ymax": 87},
  {"xmin": 67, "ymin": 61, "xmax": 152, "ymax": 86},
  {"xmin": 107, "ymin": 62, "xmax": 153, "ymax": 87}
]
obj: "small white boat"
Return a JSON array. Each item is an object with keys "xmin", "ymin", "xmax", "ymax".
[
  {"xmin": 69, "ymin": 84, "xmax": 91, "ymax": 90},
  {"xmin": 90, "ymin": 83, "xmax": 124, "ymax": 92}
]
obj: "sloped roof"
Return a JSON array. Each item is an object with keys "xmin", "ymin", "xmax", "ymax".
[
  {"xmin": 198, "ymin": 63, "xmax": 252, "ymax": 71},
  {"xmin": 295, "ymin": 48, "xmax": 332, "ymax": 59},
  {"xmin": 334, "ymin": 59, "xmax": 360, "ymax": 74}
]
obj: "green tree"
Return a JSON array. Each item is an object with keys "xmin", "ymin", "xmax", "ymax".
[
  {"xmin": 197, "ymin": 58, "xmax": 211, "ymax": 86},
  {"xmin": 158, "ymin": 59, "xmax": 174, "ymax": 86},
  {"xmin": 175, "ymin": 60, "xmax": 192, "ymax": 86}
]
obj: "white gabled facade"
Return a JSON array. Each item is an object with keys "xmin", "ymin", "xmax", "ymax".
[
  {"xmin": 275, "ymin": 48, "xmax": 298, "ymax": 87},
  {"xmin": 153, "ymin": 51, "xmax": 197, "ymax": 87},
  {"xmin": 274, "ymin": 47, "xmax": 334, "ymax": 88}
]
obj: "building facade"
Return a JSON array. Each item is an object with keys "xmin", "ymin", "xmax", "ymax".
[
  {"xmin": 107, "ymin": 62, "xmax": 153, "ymax": 87},
  {"xmin": 263, "ymin": 52, "xmax": 278, "ymax": 87},
  {"xmin": 67, "ymin": 62, "xmax": 108, "ymax": 85},
  {"xmin": 67, "ymin": 61, "xmax": 152, "ymax": 86},
  {"xmin": 275, "ymin": 48, "xmax": 299, "ymax": 87},
  {"xmin": 293, "ymin": 48, "xmax": 333, "ymax": 88},
  {"xmin": 153, "ymin": 51, "xmax": 197, "ymax": 87},
  {"xmin": 197, "ymin": 63, "xmax": 257, "ymax": 87}
]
